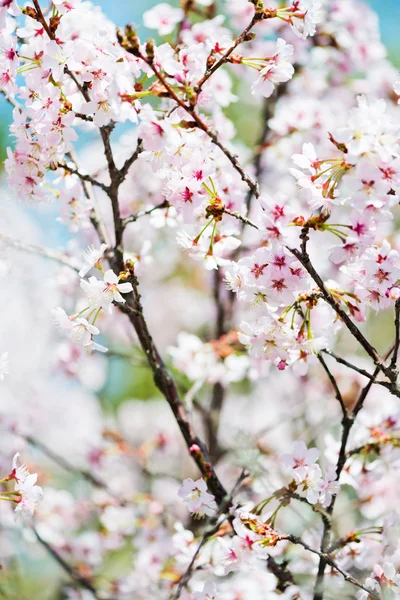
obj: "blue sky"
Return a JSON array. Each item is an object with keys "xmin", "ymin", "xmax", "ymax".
[{"xmin": 97, "ymin": 0, "xmax": 400, "ymax": 47}]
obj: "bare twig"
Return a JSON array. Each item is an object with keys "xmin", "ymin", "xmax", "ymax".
[
  {"xmin": 317, "ymin": 353, "xmax": 346, "ymax": 417},
  {"xmin": 26, "ymin": 435, "xmax": 107, "ymax": 490},
  {"xmin": 58, "ymin": 162, "xmax": 109, "ymax": 193},
  {"xmin": 0, "ymin": 233, "xmax": 79, "ymax": 272},
  {"xmin": 118, "ymin": 138, "xmax": 143, "ymax": 183},
  {"xmin": 321, "ymin": 349, "xmax": 374, "ymax": 380},
  {"xmin": 346, "ymin": 438, "xmax": 400, "ymax": 459},
  {"xmin": 122, "ymin": 200, "xmax": 170, "ymax": 228},
  {"xmin": 287, "ymin": 535, "xmax": 378, "ymax": 598},
  {"xmin": 321, "ymin": 349, "xmax": 398, "ymax": 395},
  {"xmin": 289, "ymin": 233, "xmax": 398, "ymax": 388},
  {"xmin": 118, "ymin": 273, "xmax": 228, "ymax": 506},
  {"xmin": 204, "ymin": 270, "xmax": 227, "ymax": 461},
  {"xmin": 222, "ymin": 207, "xmax": 259, "ymax": 230},
  {"xmin": 32, "ymin": 527, "xmax": 103, "ymax": 598},
  {"xmin": 312, "ymin": 342, "xmax": 395, "ymax": 600},
  {"xmin": 66, "ymin": 149, "xmax": 110, "ymax": 247}
]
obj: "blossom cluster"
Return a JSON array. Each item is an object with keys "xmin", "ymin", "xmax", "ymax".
[
  {"xmin": 1, "ymin": 0, "xmax": 400, "ymax": 599},
  {"xmin": 0, "ymin": 453, "xmax": 43, "ymax": 521}
]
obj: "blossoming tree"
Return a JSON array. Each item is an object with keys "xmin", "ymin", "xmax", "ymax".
[{"xmin": 1, "ymin": 0, "xmax": 400, "ymax": 598}]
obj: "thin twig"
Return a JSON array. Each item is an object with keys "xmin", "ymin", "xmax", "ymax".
[
  {"xmin": 287, "ymin": 535, "xmax": 378, "ymax": 598},
  {"xmin": 317, "ymin": 353, "xmax": 347, "ymax": 417},
  {"xmin": 345, "ymin": 438, "xmax": 400, "ymax": 459},
  {"xmin": 286, "ymin": 492, "xmax": 332, "ymax": 527},
  {"xmin": 194, "ymin": 14, "xmax": 260, "ymax": 94},
  {"xmin": 0, "ymin": 233, "xmax": 79, "ymax": 272},
  {"xmin": 321, "ymin": 349, "xmax": 374, "ymax": 380},
  {"xmin": 321, "ymin": 349, "xmax": 398, "ymax": 395},
  {"xmin": 205, "ymin": 270, "xmax": 227, "ymax": 461},
  {"xmin": 32, "ymin": 527, "xmax": 103, "ymax": 598},
  {"xmin": 289, "ymin": 235, "xmax": 398, "ymax": 388},
  {"xmin": 118, "ymin": 272, "xmax": 228, "ymax": 506},
  {"xmin": 25, "ymin": 435, "xmax": 107, "ymax": 490},
  {"xmin": 118, "ymin": 138, "xmax": 143, "ymax": 183},
  {"xmin": 312, "ymin": 342, "xmax": 395, "ymax": 600},
  {"xmin": 222, "ymin": 207, "xmax": 259, "ymax": 230},
  {"xmin": 66, "ymin": 149, "xmax": 110, "ymax": 247},
  {"xmin": 58, "ymin": 162, "xmax": 109, "ymax": 193},
  {"xmin": 122, "ymin": 200, "xmax": 170, "ymax": 228}
]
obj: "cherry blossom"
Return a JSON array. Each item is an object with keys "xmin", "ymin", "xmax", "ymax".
[
  {"xmin": 6, "ymin": 454, "xmax": 43, "ymax": 521},
  {"xmin": 80, "ymin": 270, "xmax": 133, "ymax": 312},
  {"xmin": 79, "ymin": 244, "xmax": 108, "ymax": 278},
  {"xmin": 143, "ymin": 3, "xmax": 184, "ymax": 36},
  {"xmin": 178, "ymin": 478, "xmax": 217, "ymax": 518},
  {"xmin": 192, "ymin": 582, "xmax": 217, "ymax": 600},
  {"xmin": 357, "ymin": 563, "xmax": 400, "ymax": 600},
  {"xmin": 251, "ymin": 39, "xmax": 295, "ymax": 98},
  {"xmin": 282, "ymin": 441, "xmax": 320, "ymax": 483}
]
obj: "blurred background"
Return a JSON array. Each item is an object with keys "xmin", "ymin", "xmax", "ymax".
[{"xmin": 0, "ymin": 0, "xmax": 399, "ymax": 411}]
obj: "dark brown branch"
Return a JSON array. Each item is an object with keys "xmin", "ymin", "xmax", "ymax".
[
  {"xmin": 74, "ymin": 111, "xmax": 94, "ymax": 122},
  {"xmin": 98, "ymin": 125, "xmax": 124, "ymax": 257},
  {"xmin": 205, "ymin": 270, "xmax": 227, "ymax": 461},
  {"xmin": 321, "ymin": 349, "xmax": 399, "ymax": 396},
  {"xmin": 58, "ymin": 162, "xmax": 109, "ymax": 193},
  {"xmin": 266, "ymin": 555, "xmax": 296, "ymax": 592},
  {"xmin": 118, "ymin": 138, "xmax": 143, "ymax": 182},
  {"xmin": 321, "ymin": 349, "xmax": 374, "ymax": 380},
  {"xmin": 391, "ymin": 298, "xmax": 400, "ymax": 370}
]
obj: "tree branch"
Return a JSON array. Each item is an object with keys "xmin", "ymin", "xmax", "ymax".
[
  {"xmin": 58, "ymin": 162, "xmax": 109, "ymax": 193},
  {"xmin": 0, "ymin": 233, "xmax": 79, "ymax": 272},
  {"xmin": 316, "ymin": 353, "xmax": 347, "ymax": 418},
  {"xmin": 312, "ymin": 342, "xmax": 394, "ymax": 600},
  {"xmin": 172, "ymin": 470, "xmax": 247, "ymax": 599},
  {"xmin": 194, "ymin": 14, "xmax": 260, "ymax": 94},
  {"xmin": 289, "ymin": 232, "xmax": 398, "ymax": 388},
  {"xmin": 32, "ymin": 527, "xmax": 103, "ymax": 599},
  {"xmin": 122, "ymin": 200, "xmax": 170, "ymax": 228},
  {"xmin": 132, "ymin": 52, "xmax": 259, "ymax": 199},
  {"xmin": 287, "ymin": 535, "xmax": 378, "ymax": 598},
  {"xmin": 118, "ymin": 274, "xmax": 228, "ymax": 506},
  {"xmin": 390, "ymin": 297, "xmax": 400, "ymax": 370},
  {"xmin": 118, "ymin": 138, "xmax": 143, "ymax": 183}
]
